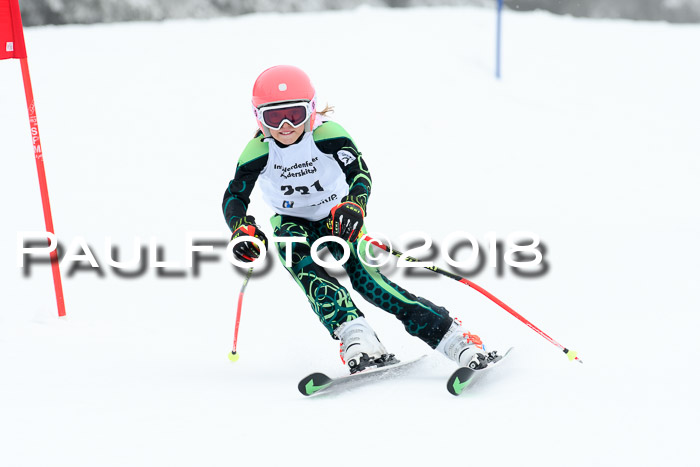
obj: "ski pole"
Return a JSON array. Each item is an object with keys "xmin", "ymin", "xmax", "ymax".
[
  {"xmin": 361, "ymin": 235, "xmax": 582, "ymax": 363},
  {"xmin": 229, "ymin": 267, "xmax": 254, "ymax": 362}
]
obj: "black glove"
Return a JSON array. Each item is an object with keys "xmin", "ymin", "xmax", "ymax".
[
  {"xmin": 329, "ymin": 201, "xmax": 364, "ymax": 243},
  {"xmin": 230, "ymin": 216, "xmax": 268, "ymax": 263}
]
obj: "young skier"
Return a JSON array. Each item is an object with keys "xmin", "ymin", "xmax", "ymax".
[{"xmin": 222, "ymin": 65, "xmax": 493, "ymax": 373}]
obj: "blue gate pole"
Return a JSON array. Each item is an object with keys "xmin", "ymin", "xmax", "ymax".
[{"xmin": 496, "ymin": 0, "xmax": 503, "ymax": 79}]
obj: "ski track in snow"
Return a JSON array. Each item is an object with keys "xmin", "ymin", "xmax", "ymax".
[{"xmin": 1, "ymin": 6, "xmax": 699, "ymax": 466}]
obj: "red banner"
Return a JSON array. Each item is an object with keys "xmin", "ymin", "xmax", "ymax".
[{"xmin": 0, "ymin": 0, "xmax": 26, "ymax": 60}]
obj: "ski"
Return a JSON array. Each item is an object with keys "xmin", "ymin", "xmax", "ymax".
[
  {"xmin": 298, "ymin": 355, "xmax": 427, "ymax": 397},
  {"xmin": 446, "ymin": 347, "xmax": 514, "ymax": 396}
]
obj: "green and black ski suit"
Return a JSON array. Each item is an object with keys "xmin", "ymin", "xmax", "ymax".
[{"xmin": 222, "ymin": 120, "xmax": 453, "ymax": 348}]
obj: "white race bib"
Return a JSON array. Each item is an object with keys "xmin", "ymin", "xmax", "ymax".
[{"xmin": 258, "ymin": 132, "xmax": 348, "ymax": 221}]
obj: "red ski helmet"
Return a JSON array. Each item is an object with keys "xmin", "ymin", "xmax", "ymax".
[{"xmin": 252, "ymin": 65, "xmax": 317, "ymax": 137}]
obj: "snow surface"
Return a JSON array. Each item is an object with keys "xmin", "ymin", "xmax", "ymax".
[{"xmin": 1, "ymin": 5, "xmax": 699, "ymax": 466}]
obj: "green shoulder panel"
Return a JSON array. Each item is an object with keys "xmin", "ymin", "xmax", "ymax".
[
  {"xmin": 313, "ymin": 121, "xmax": 356, "ymax": 146},
  {"xmin": 237, "ymin": 136, "xmax": 269, "ymax": 167}
]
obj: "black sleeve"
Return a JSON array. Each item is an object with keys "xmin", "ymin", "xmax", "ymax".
[
  {"xmin": 222, "ymin": 152, "xmax": 268, "ymax": 231},
  {"xmin": 315, "ymin": 137, "xmax": 372, "ymax": 213}
]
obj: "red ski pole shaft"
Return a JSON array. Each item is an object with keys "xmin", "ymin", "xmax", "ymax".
[
  {"xmin": 20, "ymin": 57, "xmax": 66, "ymax": 318},
  {"xmin": 361, "ymin": 235, "xmax": 581, "ymax": 363},
  {"xmin": 230, "ymin": 267, "xmax": 253, "ymax": 359}
]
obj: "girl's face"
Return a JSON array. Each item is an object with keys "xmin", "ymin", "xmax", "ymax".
[{"xmin": 269, "ymin": 122, "xmax": 304, "ymax": 145}]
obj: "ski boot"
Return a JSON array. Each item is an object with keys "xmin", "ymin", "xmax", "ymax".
[
  {"xmin": 437, "ymin": 319, "xmax": 495, "ymax": 369},
  {"xmin": 334, "ymin": 317, "xmax": 397, "ymax": 374}
]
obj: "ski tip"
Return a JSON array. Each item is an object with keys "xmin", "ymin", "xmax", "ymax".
[
  {"xmin": 450, "ymin": 377, "xmax": 469, "ymax": 396},
  {"xmin": 298, "ymin": 372, "xmax": 332, "ymax": 397},
  {"xmin": 446, "ymin": 367, "xmax": 476, "ymax": 396}
]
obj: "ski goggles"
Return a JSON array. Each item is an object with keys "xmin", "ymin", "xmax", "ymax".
[{"xmin": 255, "ymin": 101, "xmax": 312, "ymax": 130}]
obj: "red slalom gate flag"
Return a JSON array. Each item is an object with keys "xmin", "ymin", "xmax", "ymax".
[
  {"xmin": 1, "ymin": 0, "xmax": 66, "ymax": 317},
  {"xmin": 0, "ymin": 0, "xmax": 26, "ymax": 59}
]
